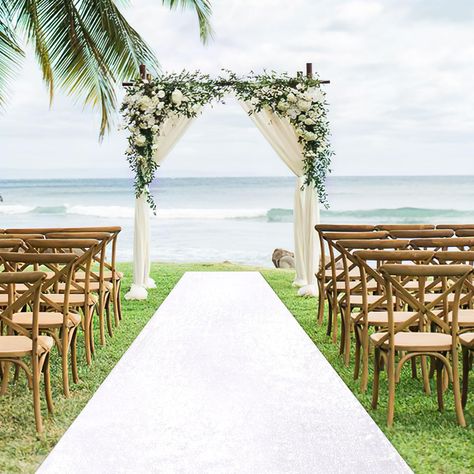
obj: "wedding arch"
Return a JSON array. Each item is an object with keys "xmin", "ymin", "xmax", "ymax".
[{"xmin": 121, "ymin": 63, "xmax": 332, "ymax": 300}]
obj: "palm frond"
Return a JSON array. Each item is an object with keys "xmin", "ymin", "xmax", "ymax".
[
  {"xmin": 12, "ymin": 0, "xmax": 159, "ymax": 136},
  {"xmin": 162, "ymin": 0, "xmax": 213, "ymax": 43},
  {"xmin": 0, "ymin": 3, "xmax": 25, "ymax": 108}
]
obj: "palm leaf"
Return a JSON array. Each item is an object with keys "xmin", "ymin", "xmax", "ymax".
[
  {"xmin": 0, "ymin": 3, "xmax": 25, "ymax": 108},
  {"xmin": 162, "ymin": 0, "xmax": 213, "ymax": 43}
]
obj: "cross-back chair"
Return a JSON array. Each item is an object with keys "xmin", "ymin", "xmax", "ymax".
[
  {"xmin": 314, "ymin": 224, "xmax": 375, "ymax": 325},
  {"xmin": 25, "ymin": 238, "xmax": 99, "ymax": 365},
  {"xmin": 352, "ymin": 249, "xmax": 435, "ymax": 392},
  {"xmin": 0, "ymin": 271, "xmax": 54, "ymax": 432},
  {"xmin": 0, "ymin": 252, "xmax": 80, "ymax": 396},
  {"xmin": 372, "ymin": 263, "xmax": 472, "ymax": 427},
  {"xmin": 46, "ymin": 232, "xmax": 114, "ymax": 344},
  {"xmin": 322, "ymin": 230, "xmax": 389, "ymax": 344}
]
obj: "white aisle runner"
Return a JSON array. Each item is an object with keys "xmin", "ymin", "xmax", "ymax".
[{"xmin": 38, "ymin": 272, "xmax": 411, "ymax": 474}]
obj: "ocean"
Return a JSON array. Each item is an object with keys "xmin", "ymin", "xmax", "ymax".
[{"xmin": 0, "ymin": 175, "xmax": 473, "ymax": 267}]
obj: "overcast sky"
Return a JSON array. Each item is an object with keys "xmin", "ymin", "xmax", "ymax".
[{"xmin": 1, "ymin": 0, "xmax": 473, "ymax": 179}]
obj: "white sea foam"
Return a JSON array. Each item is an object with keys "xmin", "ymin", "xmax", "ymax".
[{"xmin": 0, "ymin": 204, "xmax": 35, "ymax": 215}]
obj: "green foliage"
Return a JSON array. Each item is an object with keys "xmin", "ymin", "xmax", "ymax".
[{"xmin": 0, "ymin": 0, "xmax": 213, "ymax": 136}]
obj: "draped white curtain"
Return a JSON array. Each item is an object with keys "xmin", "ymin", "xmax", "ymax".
[
  {"xmin": 240, "ymin": 101, "xmax": 320, "ymax": 296},
  {"xmin": 125, "ymin": 112, "xmax": 199, "ymax": 300}
]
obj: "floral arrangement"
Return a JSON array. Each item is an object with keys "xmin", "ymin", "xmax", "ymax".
[
  {"xmin": 230, "ymin": 71, "xmax": 333, "ymax": 206},
  {"xmin": 121, "ymin": 70, "xmax": 333, "ymax": 209},
  {"xmin": 120, "ymin": 71, "xmax": 225, "ymax": 209}
]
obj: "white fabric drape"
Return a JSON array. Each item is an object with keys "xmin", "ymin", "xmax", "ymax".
[
  {"xmin": 240, "ymin": 101, "xmax": 320, "ymax": 296},
  {"xmin": 125, "ymin": 113, "xmax": 199, "ymax": 300}
]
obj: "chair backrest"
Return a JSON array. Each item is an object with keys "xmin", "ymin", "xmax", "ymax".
[
  {"xmin": 0, "ymin": 252, "xmax": 78, "ymax": 319},
  {"xmin": 378, "ymin": 263, "xmax": 473, "ymax": 347},
  {"xmin": 410, "ymin": 237, "xmax": 474, "ymax": 251},
  {"xmin": 0, "ymin": 239, "xmax": 23, "ymax": 252},
  {"xmin": 26, "ymin": 239, "xmax": 99, "ymax": 295},
  {"xmin": 376, "ymin": 224, "xmax": 435, "ymax": 231},
  {"xmin": 0, "ymin": 272, "xmax": 46, "ymax": 353},
  {"xmin": 454, "ymin": 229, "xmax": 474, "ymax": 238},
  {"xmin": 389, "ymin": 229, "xmax": 454, "ymax": 239},
  {"xmin": 436, "ymin": 224, "xmax": 474, "ymax": 230}
]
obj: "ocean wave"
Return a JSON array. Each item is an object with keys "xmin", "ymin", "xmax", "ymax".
[{"xmin": 1, "ymin": 204, "xmax": 473, "ymax": 223}]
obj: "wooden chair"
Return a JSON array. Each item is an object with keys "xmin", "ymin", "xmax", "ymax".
[
  {"xmin": 25, "ymin": 239, "xmax": 99, "ymax": 365},
  {"xmin": 351, "ymin": 249, "xmax": 435, "ymax": 391},
  {"xmin": 0, "ymin": 252, "xmax": 80, "ymax": 396},
  {"xmin": 314, "ymin": 224, "xmax": 375, "ymax": 326},
  {"xmin": 6, "ymin": 227, "xmax": 123, "ymax": 324},
  {"xmin": 322, "ymin": 231, "xmax": 389, "ymax": 344},
  {"xmin": 372, "ymin": 263, "xmax": 472, "ymax": 427},
  {"xmin": 0, "ymin": 271, "xmax": 54, "ymax": 432},
  {"xmin": 46, "ymin": 232, "xmax": 114, "ymax": 345}
]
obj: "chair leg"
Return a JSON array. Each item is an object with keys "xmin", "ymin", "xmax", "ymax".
[
  {"xmin": 71, "ymin": 328, "xmax": 79, "ymax": 384},
  {"xmin": 44, "ymin": 353, "xmax": 54, "ymax": 414},
  {"xmin": 343, "ymin": 306, "xmax": 351, "ymax": 366},
  {"xmin": 461, "ymin": 347, "xmax": 470, "ymax": 408},
  {"xmin": 105, "ymin": 293, "xmax": 113, "ymax": 338},
  {"xmin": 83, "ymin": 306, "xmax": 92, "ymax": 365},
  {"xmin": 317, "ymin": 281, "xmax": 325, "ymax": 325},
  {"xmin": 32, "ymin": 360, "xmax": 43, "ymax": 433},
  {"xmin": 452, "ymin": 348, "xmax": 466, "ymax": 427},
  {"xmin": 387, "ymin": 350, "xmax": 396, "ymax": 427},
  {"xmin": 411, "ymin": 358, "xmax": 417, "ymax": 379},
  {"xmin": 436, "ymin": 359, "xmax": 444, "ymax": 412},
  {"xmin": 421, "ymin": 356, "xmax": 431, "ymax": 395},
  {"xmin": 361, "ymin": 325, "xmax": 370, "ymax": 393},
  {"xmin": 372, "ymin": 347, "xmax": 381, "ymax": 409},
  {"xmin": 98, "ymin": 293, "xmax": 106, "ymax": 346},
  {"xmin": 0, "ymin": 362, "xmax": 11, "ymax": 395},
  {"xmin": 62, "ymin": 333, "xmax": 70, "ymax": 397},
  {"xmin": 116, "ymin": 280, "xmax": 123, "ymax": 321},
  {"xmin": 354, "ymin": 328, "xmax": 361, "ymax": 380}
]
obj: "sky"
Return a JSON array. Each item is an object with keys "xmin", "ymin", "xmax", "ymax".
[{"xmin": 1, "ymin": 0, "xmax": 473, "ymax": 179}]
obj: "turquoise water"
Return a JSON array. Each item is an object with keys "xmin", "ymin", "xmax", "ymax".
[{"xmin": 0, "ymin": 176, "xmax": 473, "ymax": 266}]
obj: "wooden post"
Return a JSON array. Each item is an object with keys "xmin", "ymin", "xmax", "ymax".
[
  {"xmin": 139, "ymin": 64, "xmax": 147, "ymax": 80},
  {"xmin": 306, "ymin": 62, "xmax": 313, "ymax": 79}
]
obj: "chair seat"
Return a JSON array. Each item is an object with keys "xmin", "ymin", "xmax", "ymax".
[
  {"xmin": 423, "ymin": 293, "xmax": 467, "ymax": 304},
  {"xmin": 335, "ymin": 281, "xmax": 378, "ymax": 291},
  {"xmin": 43, "ymin": 293, "xmax": 98, "ymax": 306},
  {"xmin": 57, "ymin": 281, "xmax": 113, "ymax": 293},
  {"xmin": 342, "ymin": 294, "xmax": 385, "ymax": 307},
  {"xmin": 325, "ymin": 268, "xmax": 360, "ymax": 279},
  {"xmin": 370, "ymin": 331, "xmax": 453, "ymax": 351},
  {"xmin": 459, "ymin": 332, "xmax": 474, "ymax": 349},
  {"xmin": 75, "ymin": 270, "xmax": 123, "ymax": 282},
  {"xmin": 12, "ymin": 311, "xmax": 81, "ymax": 329},
  {"xmin": 0, "ymin": 335, "xmax": 54, "ymax": 357},
  {"xmin": 447, "ymin": 309, "xmax": 474, "ymax": 327},
  {"xmin": 351, "ymin": 311, "xmax": 417, "ymax": 326}
]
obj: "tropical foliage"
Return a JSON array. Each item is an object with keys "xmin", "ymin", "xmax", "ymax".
[
  {"xmin": 0, "ymin": 0, "xmax": 212, "ymax": 136},
  {"xmin": 121, "ymin": 71, "xmax": 333, "ymax": 208}
]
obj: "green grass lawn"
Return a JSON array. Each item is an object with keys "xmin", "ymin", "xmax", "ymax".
[{"xmin": 0, "ymin": 262, "xmax": 473, "ymax": 473}]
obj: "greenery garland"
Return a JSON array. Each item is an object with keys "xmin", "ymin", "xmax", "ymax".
[{"xmin": 121, "ymin": 70, "xmax": 333, "ymax": 210}]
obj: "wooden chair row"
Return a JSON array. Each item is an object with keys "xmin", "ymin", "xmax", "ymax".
[
  {"xmin": 0, "ymin": 226, "xmax": 123, "ymax": 432},
  {"xmin": 314, "ymin": 224, "xmax": 474, "ymax": 426}
]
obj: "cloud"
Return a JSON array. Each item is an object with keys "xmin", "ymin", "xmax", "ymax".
[{"xmin": 0, "ymin": 0, "xmax": 473, "ymax": 178}]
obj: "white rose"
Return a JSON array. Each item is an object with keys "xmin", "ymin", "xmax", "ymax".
[
  {"xmin": 305, "ymin": 118, "xmax": 315, "ymax": 126},
  {"xmin": 287, "ymin": 92, "xmax": 297, "ymax": 103},
  {"xmin": 134, "ymin": 135, "xmax": 147, "ymax": 147},
  {"xmin": 298, "ymin": 114, "xmax": 306, "ymax": 122},
  {"xmin": 138, "ymin": 96, "xmax": 153, "ymax": 111},
  {"xmin": 297, "ymin": 100, "xmax": 311, "ymax": 112},
  {"xmin": 126, "ymin": 147, "xmax": 133, "ymax": 154},
  {"xmin": 157, "ymin": 90, "xmax": 165, "ymax": 98},
  {"xmin": 277, "ymin": 101, "xmax": 289, "ymax": 111},
  {"xmin": 171, "ymin": 89, "xmax": 183, "ymax": 105},
  {"xmin": 287, "ymin": 107, "xmax": 299, "ymax": 119},
  {"xmin": 313, "ymin": 88, "xmax": 325, "ymax": 102},
  {"xmin": 151, "ymin": 125, "xmax": 159, "ymax": 133}
]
